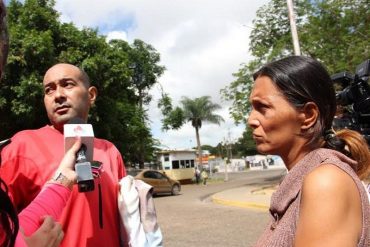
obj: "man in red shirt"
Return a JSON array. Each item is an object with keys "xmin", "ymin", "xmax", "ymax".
[{"xmin": 1, "ymin": 63, "xmax": 127, "ymax": 246}]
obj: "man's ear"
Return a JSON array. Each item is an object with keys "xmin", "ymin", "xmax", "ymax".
[
  {"xmin": 88, "ymin": 86, "xmax": 98, "ymax": 105},
  {"xmin": 299, "ymin": 102, "xmax": 319, "ymax": 131}
]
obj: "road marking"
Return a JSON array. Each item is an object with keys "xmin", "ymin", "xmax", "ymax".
[{"xmin": 211, "ymin": 195, "xmax": 269, "ymax": 211}]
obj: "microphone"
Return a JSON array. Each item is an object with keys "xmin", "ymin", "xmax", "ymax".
[
  {"xmin": 0, "ymin": 139, "xmax": 11, "ymax": 164},
  {"xmin": 64, "ymin": 118, "xmax": 95, "ymax": 192},
  {"xmin": 0, "ymin": 139, "xmax": 11, "ymax": 150}
]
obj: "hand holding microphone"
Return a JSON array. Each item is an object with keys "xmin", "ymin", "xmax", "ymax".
[
  {"xmin": 51, "ymin": 137, "xmax": 81, "ymax": 189},
  {"xmin": 63, "ymin": 118, "xmax": 95, "ymax": 192}
]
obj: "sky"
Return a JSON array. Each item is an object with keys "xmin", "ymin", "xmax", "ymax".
[{"xmin": 53, "ymin": 0, "xmax": 269, "ymax": 150}]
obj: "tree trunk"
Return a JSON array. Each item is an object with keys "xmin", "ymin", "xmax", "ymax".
[
  {"xmin": 138, "ymin": 88, "xmax": 145, "ymax": 169},
  {"xmin": 138, "ymin": 148, "xmax": 145, "ymax": 169},
  {"xmin": 195, "ymin": 127, "xmax": 202, "ymax": 169}
]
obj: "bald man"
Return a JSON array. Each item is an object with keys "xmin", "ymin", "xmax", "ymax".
[{"xmin": 1, "ymin": 63, "xmax": 127, "ymax": 246}]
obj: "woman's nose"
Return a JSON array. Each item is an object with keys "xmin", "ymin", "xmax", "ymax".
[{"xmin": 247, "ymin": 111, "xmax": 259, "ymax": 129}]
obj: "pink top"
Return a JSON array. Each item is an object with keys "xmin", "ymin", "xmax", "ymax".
[
  {"xmin": 14, "ymin": 183, "xmax": 71, "ymax": 247},
  {"xmin": 254, "ymin": 148, "xmax": 370, "ymax": 247}
]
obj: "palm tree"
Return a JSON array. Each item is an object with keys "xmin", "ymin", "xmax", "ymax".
[{"xmin": 180, "ymin": 96, "xmax": 224, "ymax": 167}]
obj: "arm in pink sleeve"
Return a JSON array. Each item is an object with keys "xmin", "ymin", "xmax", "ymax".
[
  {"xmin": 18, "ymin": 183, "xmax": 71, "ymax": 236},
  {"xmin": 14, "ymin": 231, "xmax": 27, "ymax": 247}
]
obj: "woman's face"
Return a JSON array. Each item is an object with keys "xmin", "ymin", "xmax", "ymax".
[{"xmin": 248, "ymin": 76, "xmax": 303, "ymax": 156}]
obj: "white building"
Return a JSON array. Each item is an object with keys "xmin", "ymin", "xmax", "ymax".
[
  {"xmin": 246, "ymin": 155, "xmax": 285, "ymax": 170},
  {"xmin": 156, "ymin": 149, "xmax": 197, "ymax": 182},
  {"xmin": 216, "ymin": 158, "xmax": 246, "ymax": 172}
]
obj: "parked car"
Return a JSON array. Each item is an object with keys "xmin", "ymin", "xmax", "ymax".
[{"xmin": 128, "ymin": 169, "xmax": 181, "ymax": 196}]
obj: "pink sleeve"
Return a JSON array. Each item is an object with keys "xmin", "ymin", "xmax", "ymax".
[
  {"xmin": 18, "ymin": 183, "xmax": 71, "ymax": 236},
  {"xmin": 14, "ymin": 231, "xmax": 27, "ymax": 247}
]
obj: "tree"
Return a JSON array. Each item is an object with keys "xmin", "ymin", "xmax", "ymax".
[
  {"xmin": 128, "ymin": 39, "xmax": 165, "ymax": 110},
  {"xmin": 221, "ymin": 0, "xmax": 369, "ymax": 124},
  {"xmin": 221, "ymin": 0, "xmax": 311, "ymax": 124},
  {"xmin": 300, "ymin": 0, "xmax": 369, "ymax": 72},
  {"xmin": 126, "ymin": 39, "xmax": 165, "ymax": 168},
  {"xmin": 201, "ymin": 144, "xmax": 218, "ymax": 156},
  {"xmin": 161, "ymin": 96, "xmax": 224, "ymax": 167},
  {"xmin": 158, "ymin": 93, "xmax": 185, "ymax": 130},
  {"xmin": 233, "ymin": 128, "xmax": 257, "ymax": 157},
  {"xmin": 1, "ymin": 0, "xmax": 165, "ymax": 166}
]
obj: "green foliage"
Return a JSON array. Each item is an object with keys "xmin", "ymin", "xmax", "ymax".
[
  {"xmin": 198, "ymin": 128, "xmax": 258, "ymax": 159},
  {"xmin": 300, "ymin": 0, "xmax": 369, "ymax": 73},
  {"xmin": 160, "ymin": 96, "xmax": 225, "ymax": 131},
  {"xmin": 0, "ymin": 0, "xmax": 166, "ymax": 165},
  {"xmin": 249, "ymin": 0, "xmax": 311, "ymax": 63},
  {"xmin": 158, "ymin": 92, "xmax": 184, "ymax": 130},
  {"xmin": 180, "ymin": 96, "xmax": 224, "ymax": 129},
  {"xmin": 221, "ymin": 0, "xmax": 369, "ymax": 124},
  {"xmin": 157, "ymin": 92, "xmax": 172, "ymax": 116},
  {"xmin": 161, "ymin": 106, "xmax": 184, "ymax": 131},
  {"xmin": 233, "ymin": 128, "xmax": 257, "ymax": 157},
  {"xmin": 220, "ymin": 62, "xmax": 255, "ymax": 124},
  {"xmin": 161, "ymin": 95, "xmax": 224, "ymax": 164},
  {"xmin": 128, "ymin": 39, "xmax": 165, "ymax": 108},
  {"xmin": 200, "ymin": 144, "xmax": 219, "ymax": 156}
]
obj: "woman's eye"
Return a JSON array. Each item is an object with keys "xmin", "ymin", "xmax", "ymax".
[{"xmin": 256, "ymin": 102, "xmax": 268, "ymax": 110}]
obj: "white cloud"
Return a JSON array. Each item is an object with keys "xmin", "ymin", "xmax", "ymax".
[
  {"xmin": 54, "ymin": 0, "xmax": 269, "ymax": 149},
  {"xmin": 106, "ymin": 31, "xmax": 128, "ymax": 42}
]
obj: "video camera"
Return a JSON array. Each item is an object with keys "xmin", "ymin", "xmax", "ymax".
[{"xmin": 331, "ymin": 59, "xmax": 370, "ymax": 145}]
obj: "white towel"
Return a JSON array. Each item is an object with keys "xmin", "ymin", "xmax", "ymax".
[{"xmin": 118, "ymin": 175, "xmax": 163, "ymax": 247}]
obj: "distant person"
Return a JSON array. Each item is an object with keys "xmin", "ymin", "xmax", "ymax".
[
  {"xmin": 249, "ymin": 56, "xmax": 369, "ymax": 246},
  {"xmin": 195, "ymin": 167, "xmax": 201, "ymax": 184},
  {"xmin": 0, "ymin": 62, "xmax": 127, "ymax": 246},
  {"xmin": 201, "ymin": 169, "xmax": 208, "ymax": 185}
]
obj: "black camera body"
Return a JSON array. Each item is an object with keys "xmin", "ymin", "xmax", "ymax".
[{"xmin": 331, "ymin": 59, "xmax": 370, "ymax": 145}]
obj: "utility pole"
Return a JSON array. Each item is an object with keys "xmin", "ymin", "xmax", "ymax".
[
  {"xmin": 286, "ymin": 0, "xmax": 301, "ymax": 55},
  {"xmin": 223, "ymin": 138, "xmax": 228, "ymax": 182},
  {"xmin": 224, "ymin": 129, "xmax": 233, "ymax": 182}
]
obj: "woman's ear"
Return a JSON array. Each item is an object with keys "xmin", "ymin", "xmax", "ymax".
[{"xmin": 299, "ymin": 102, "xmax": 319, "ymax": 131}]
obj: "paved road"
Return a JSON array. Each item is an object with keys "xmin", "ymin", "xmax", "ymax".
[{"xmin": 154, "ymin": 169, "xmax": 286, "ymax": 247}]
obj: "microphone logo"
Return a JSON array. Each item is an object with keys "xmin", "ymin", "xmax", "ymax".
[{"xmin": 73, "ymin": 125, "xmax": 84, "ymax": 134}]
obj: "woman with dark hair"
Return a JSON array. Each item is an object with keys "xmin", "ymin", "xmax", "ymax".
[
  {"xmin": 249, "ymin": 56, "xmax": 369, "ymax": 247},
  {"xmin": 0, "ymin": 172, "xmax": 19, "ymax": 247},
  {"xmin": 0, "ymin": 1, "xmax": 81, "ymax": 246}
]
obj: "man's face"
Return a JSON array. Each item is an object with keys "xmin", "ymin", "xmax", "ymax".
[{"xmin": 43, "ymin": 64, "xmax": 96, "ymax": 131}]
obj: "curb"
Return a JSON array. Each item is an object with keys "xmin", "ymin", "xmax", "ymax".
[
  {"xmin": 251, "ymin": 187, "xmax": 276, "ymax": 195},
  {"xmin": 211, "ymin": 195, "xmax": 269, "ymax": 211}
]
